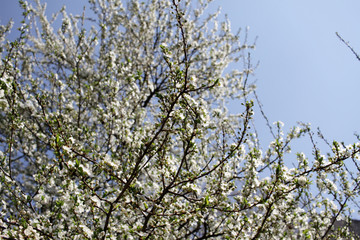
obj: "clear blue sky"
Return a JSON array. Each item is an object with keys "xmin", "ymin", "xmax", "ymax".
[
  {"xmin": 1, "ymin": 0, "xmax": 360, "ymax": 147},
  {"xmin": 215, "ymin": 1, "xmax": 360, "ymax": 148}
]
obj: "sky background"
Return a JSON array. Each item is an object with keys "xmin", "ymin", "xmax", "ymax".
[
  {"xmin": 1, "ymin": 1, "xmax": 360, "ymax": 152},
  {"xmin": 215, "ymin": 1, "xmax": 360, "ymax": 150}
]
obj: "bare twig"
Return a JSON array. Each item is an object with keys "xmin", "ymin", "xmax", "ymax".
[
  {"xmin": 254, "ymin": 90, "xmax": 275, "ymax": 139},
  {"xmin": 336, "ymin": 32, "xmax": 360, "ymax": 61}
]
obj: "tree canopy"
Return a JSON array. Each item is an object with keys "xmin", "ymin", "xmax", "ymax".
[{"xmin": 1, "ymin": 0, "xmax": 360, "ymax": 239}]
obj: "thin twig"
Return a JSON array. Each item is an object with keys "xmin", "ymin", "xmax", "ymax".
[
  {"xmin": 336, "ymin": 32, "xmax": 360, "ymax": 61},
  {"xmin": 254, "ymin": 90, "xmax": 275, "ymax": 139}
]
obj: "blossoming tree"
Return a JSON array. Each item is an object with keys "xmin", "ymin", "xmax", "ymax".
[{"xmin": 1, "ymin": 0, "xmax": 360, "ymax": 239}]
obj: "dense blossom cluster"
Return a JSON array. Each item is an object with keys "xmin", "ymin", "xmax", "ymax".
[{"xmin": 1, "ymin": 0, "xmax": 360, "ymax": 239}]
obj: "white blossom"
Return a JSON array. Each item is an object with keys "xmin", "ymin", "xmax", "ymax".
[{"xmin": 297, "ymin": 176, "xmax": 307, "ymax": 187}]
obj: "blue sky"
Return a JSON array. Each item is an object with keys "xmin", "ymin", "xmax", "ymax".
[
  {"xmin": 1, "ymin": 0, "xmax": 360, "ymax": 148},
  {"xmin": 215, "ymin": 1, "xmax": 360, "ymax": 147}
]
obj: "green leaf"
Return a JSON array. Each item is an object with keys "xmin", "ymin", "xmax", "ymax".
[{"xmin": 204, "ymin": 195, "xmax": 209, "ymax": 206}]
